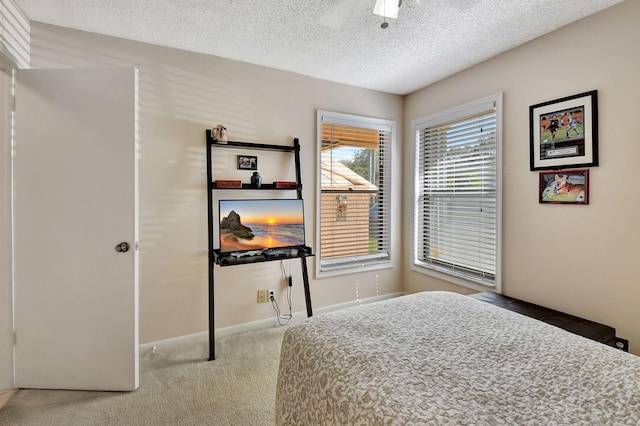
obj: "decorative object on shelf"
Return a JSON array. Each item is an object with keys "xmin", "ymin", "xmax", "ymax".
[
  {"xmin": 212, "ymin": 124, "xmax": 228, "ymax": 143},
  {"xmin": 237, "ymin": 155, "xmax": 258, "ymax": 170},
  {"xmin": 539, "ymin": 168, "xmax": 589, "ymax": 204},
  {"xmin": 214, "ymin": 180, "xmax": 242, "ymax": 188},
  {"xmin": 251, "ymin": 171, "xmax": 262, "ymax": 188},
  {"xmin": 529, "ymin": 90, "xmax": 598, "ymax": 171},
  {"xmin": 274, "ymin": 181, "xmax": 298, "ymax": 189}
]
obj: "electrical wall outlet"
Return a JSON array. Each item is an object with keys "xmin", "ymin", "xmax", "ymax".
[{"xmin": 258, "ymin": 289, "xmax": 276, "ymax": 303}]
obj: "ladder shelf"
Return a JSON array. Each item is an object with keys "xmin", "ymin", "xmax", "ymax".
[{"xmin": 205, "ymin": 130, "xmax": 314, "ymax": 360}]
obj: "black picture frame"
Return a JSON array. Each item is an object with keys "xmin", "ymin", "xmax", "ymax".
[
  {"xmin": 237, "ymin": 155, "xmax": 257, "ymax": 170},
  {"xmin": 529, "ymin": 90, "xmax": 598, "ymax": 171},
  {"xmin": 539, "ymin": 168, "xmax": 589, "ymax": 205}
]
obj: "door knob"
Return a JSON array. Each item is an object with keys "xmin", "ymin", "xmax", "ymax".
[{"xmin": 115, "ymin": 242, "xmax": 130, "ymax": 253}]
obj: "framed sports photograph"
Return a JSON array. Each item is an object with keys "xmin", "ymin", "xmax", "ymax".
[
  {"xmin": 237, "ymin": 155, "xmax": 257, "ymax": 170},
  {"xmin": 529, "ymin": 90, "xmax": 598, "ymax": 171},
  {"xmin": 539, "ymin": 169, "xmax": 589, "ymax": 205}
]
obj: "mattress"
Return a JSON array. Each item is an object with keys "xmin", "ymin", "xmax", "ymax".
[{"xmin": 275, "ymin": 291, "xmax": 640, "ymax": 425}]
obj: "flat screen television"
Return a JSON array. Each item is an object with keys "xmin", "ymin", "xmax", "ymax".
[{"xmin": 218, "ymin": 199, "xmax": 306, "ymax": 255}]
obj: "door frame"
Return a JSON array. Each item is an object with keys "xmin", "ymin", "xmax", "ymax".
[{"xmin": 0, "ymin": 61, "xmax": 15, "ymax": 391}]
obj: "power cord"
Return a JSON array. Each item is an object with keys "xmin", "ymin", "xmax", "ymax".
[{"xmin": 271, "ymin": 260, "xmax": 293, "ymax": 325}]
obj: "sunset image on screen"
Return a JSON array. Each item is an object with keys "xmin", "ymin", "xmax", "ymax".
[
  {"xmin": 229, "ymin": 200, "xmax": 304, "ymax": 225},
  {"xmin": 219, "ymin": 199, "xmax": 305, "ymax": 253}
]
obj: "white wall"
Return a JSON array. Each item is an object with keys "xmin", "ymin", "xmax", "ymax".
[
  {"xmin": 403, "ymin": 0, "xmax": 640, "ymax": 354},
  {"xmin": 25, "ymin": 23, "xmax": 404, "ymax": 344}
]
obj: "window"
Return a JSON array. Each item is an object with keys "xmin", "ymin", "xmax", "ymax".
[
  {"xmin": 412, "ymin": 94, "xmax": 502, "ymax": 291},
  {"xmin": 316, "ymin": 111, "xmax": 394, "ymax": 276}
]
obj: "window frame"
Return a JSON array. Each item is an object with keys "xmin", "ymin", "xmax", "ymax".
[
  {"xmin": 411, "ymin": 93, "xmax": 503, "ymax": 292},
  {"xmin": 316, "ymin": 110, "xmax": 396, "ymax": 278}
]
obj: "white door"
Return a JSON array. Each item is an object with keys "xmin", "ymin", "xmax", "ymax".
[{"xmin": 13, "ymin": 68, "xmax": 139, "ymax": 391}]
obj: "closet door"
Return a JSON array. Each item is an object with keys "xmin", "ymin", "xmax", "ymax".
[{"xmin": 13, "ymin": 68, "xmax": 139, "ymax": 391}]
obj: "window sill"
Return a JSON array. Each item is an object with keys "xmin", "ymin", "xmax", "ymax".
[
  {"xmin": 317, "ymin": 261, "xmax": 394, "ymax": 279},
  {"xmin": 411, "ymin": 262, "xmax": 500, "ymax": 293}
]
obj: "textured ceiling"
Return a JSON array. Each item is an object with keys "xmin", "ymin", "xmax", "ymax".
[{"xmin": 15, "ymin": 0, "xmax": 625, "ymax": 95}]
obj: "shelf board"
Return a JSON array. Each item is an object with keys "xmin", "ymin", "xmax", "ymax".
[
  {"xmin": 210, "ymin": 182, "xmax": 301, "ymax": 190},
  {"xmin": 206, "ymin": 130, "xmax": 298, "ymax": 152},
  {"xmin": 212, "ymin": 246, "xmax": 314, "ymax": 267}
]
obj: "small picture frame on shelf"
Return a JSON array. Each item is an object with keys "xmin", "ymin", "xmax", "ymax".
[{"xmin": 237, "ymin": 155, "xmax": 257, "ymax": 170}]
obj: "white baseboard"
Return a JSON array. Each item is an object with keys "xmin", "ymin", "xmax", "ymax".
[{"xmin": 140, "ymin": 292, "xmax": 406, "ymax": 353}]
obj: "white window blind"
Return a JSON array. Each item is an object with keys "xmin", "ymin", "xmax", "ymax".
[
  {"xmin": 318, "ymin": 112, "xmax": 392, "ymax": 274},
  {"xmin": 0, "ymin": 0, "xmax": 30, "ymax": 69},
  {"xmin": 414, "ymin": 95, "xmax": 501, "ymax": 288}
]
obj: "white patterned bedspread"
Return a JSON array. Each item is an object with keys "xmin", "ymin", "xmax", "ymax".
[{"xmin": 275, "ymin": 291, "xmax": 640, "ymax": 425}]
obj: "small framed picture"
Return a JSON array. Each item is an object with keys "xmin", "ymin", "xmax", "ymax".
[
  {"xmin": 529, "ymin": 90, "xmax": 598, "ymax": 171},
  {"xmin": 237, "ymin": 155, "xmax": 257, "ymax": 170},
  {"xmin": 539, "ymin": 169, "xmax": 589, "ymax": 205}
]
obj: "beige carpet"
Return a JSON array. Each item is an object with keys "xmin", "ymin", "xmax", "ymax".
[{"xmin": 0, "ymin": 326, "xmax": 286, "ymax": 425}]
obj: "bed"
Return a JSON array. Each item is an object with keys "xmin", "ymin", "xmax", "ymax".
[{"xmin": 275, "ymin": 291, "xmax": 640, "ymax": 425}]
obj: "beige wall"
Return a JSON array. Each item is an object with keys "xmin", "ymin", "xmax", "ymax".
[
  {"xmin": 20, "ymin": 1, "xmax": 640, "ymax": 353},
  {"xmin": 26, "ymin": 23, "xmax": 403, "ymax": 344},
  {"xmin": 404, "ymin": 0, "xmax": 640, "ymax": 354}
]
